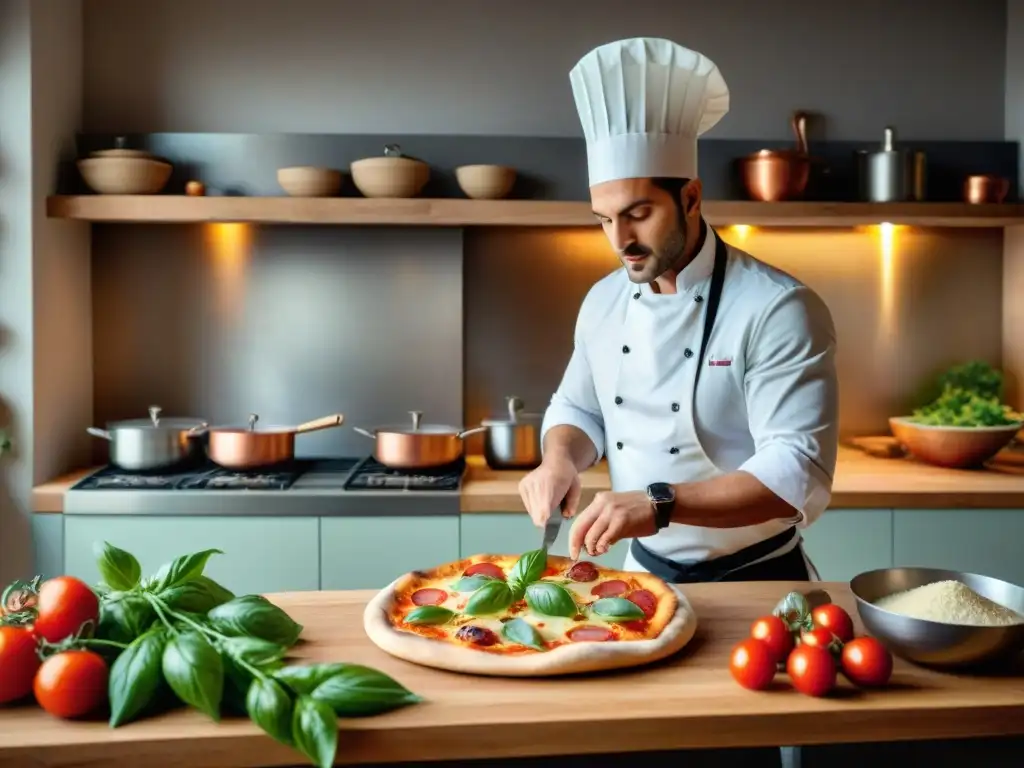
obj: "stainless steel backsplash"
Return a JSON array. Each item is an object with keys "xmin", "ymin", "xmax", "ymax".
[{"xmin": 92, "ymin": 222, "xmax": 1003, "ymax": 464}]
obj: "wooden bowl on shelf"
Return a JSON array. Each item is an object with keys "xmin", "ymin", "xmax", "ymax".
[
  {"xmin": 277, "ymin": 166, "xmax": 343, "ymax": 197},
  {"xmin": 888, "ymin": 417, "xmax": 1022, "ymax": 469},
  {"xmin": 455, "ymin": 164, "xmax": 516, "ymax": 199},
  {"xmin": 77, "ymin": 157, "xmax": 172, "ymax": 195},
  {"xmin": 351, "ymin": 144, "xmax": 429, "ymax": 199}
]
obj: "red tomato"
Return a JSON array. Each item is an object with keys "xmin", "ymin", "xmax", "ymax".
[
  {"xmin": 841, "ymin": 637, "xmax": 893, "ymax": 688},
  {"xmin": 811, "ymin": 603, "xmax": 855, "ymax": 644},
  {"xmin": 800, "ymin": 626, "xmax": 839, "ymax": 652},
  {"xmin": 33, "ymin": 577, "xmax": 99, "ymax": 643},
  {"xmin": 0, "ymin": 626, "xmax": 40, "ymax": 705},
  {"xmin": 729, "ymin": 638, "xmax": 776, "ymax": 691},
  {"xmin": 34, "ymin": 650, "xmax": 108, "ymax": 719},
  {"xmin": 750, "ymin": 615, "xmax": 794, "ymax": 662},
  {"xmin": 787, "ymin": 644, "xmax": 837, "ymax": 697}
]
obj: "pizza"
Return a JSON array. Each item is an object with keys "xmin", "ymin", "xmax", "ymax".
[{"xmin": 362, "ymin": 550, "xmax": 697, "ymax": 676}]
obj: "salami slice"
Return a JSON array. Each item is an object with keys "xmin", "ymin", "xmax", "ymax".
[
  {"xmin": 566, "ymin": 625, "xmax": 616, "ymax": 643},
  {"xmin": 591, "ymin": 579, "xmax": 629, "ymax": 598},
  {"xmin": 627, "ymin": 589, "xmax": 657, "ymax": 619},
  {"xmin": 463, "ymin": 562, "xmax": 506, "ymax": 581},
  {"xmin": 411, "ymin": 588, "xmax": 448, "ymax": 606},
  {"xmin": 566, "ymin": 561, "xmax": 599, "ymax": 582}
]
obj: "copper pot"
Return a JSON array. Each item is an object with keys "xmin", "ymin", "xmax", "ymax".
[
  {"xmin": 197, "ymin": 413, "xmax": 345, "ymax": 469},
  {"xmin": 738, "ymin": 111, "xmax": 811, "ymax": 202},
  {"xmin": 353, "ymin": 410, "xmax": 487, "ymax": 470},
  {"xmin": 964, "ymin": 174, "xmax": 1009, "ymax": 204}
]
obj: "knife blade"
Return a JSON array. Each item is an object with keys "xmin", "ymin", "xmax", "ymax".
[{"xmin": 541, "ymin": 497, "xmax": 569, "ymax": 551}]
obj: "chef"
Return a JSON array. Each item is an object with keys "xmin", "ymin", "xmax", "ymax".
[{"xmin": 518, "ymin": 37, "xmax": 839, "ymax": 583}]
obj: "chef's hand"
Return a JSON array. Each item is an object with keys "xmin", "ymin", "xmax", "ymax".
[
  {"xmin": 568, "ymin": 491, "xmax": 656, "ymax": 560},
  {"xmin": 518, "ymin": 455, "xmax": 581, "ymax": 528}
]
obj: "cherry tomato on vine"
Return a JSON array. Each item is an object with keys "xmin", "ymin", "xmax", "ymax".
[
  {"xmin": 729, "ymin": 638, "xmax": 776, "ymax": 691},
  {"xmin": 750, "ymin": 615, "xmax": 795, "ymax": 663},
  {"xmin": 0, "ymin": 626, "xmax": 40, "ymax": 705},
  {"xmin": 33, "ymin": 576, "xmax": 99, "ymax": 643},
  {"xmin": 841, "ymin": 637, "xmax": 893, "ymax": 687},
  {"xmin": 800, "ymin": 626, "xmax": 839, "ymax": 652},
  {"xmin": 34, "ymin": 649, "xmax": 108, "ymax": 719},
  {"xmin": 811, "ymin": 603, "xmax": 855, "ymax": 644},
  {"xmin": 787, "ymin": 644, "xmax": 837, "ymax": 697}
]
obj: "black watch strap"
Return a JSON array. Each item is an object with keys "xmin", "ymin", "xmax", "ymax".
[{"xmin": 646, "ymin": 482, "xmax": 675, "ymax": 530}]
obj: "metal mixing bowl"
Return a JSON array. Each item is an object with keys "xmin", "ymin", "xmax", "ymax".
[{"xmin": 850, "ymin": 567, "xmax": 1024, "ymax": 669}]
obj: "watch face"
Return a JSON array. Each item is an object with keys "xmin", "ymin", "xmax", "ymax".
[{"xmin": 647, "ymin": 482, "xmax": 674, "ymax": 503}]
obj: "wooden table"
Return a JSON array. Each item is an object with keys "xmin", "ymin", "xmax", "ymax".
[{"xmin": 1, "ymin": 583, "xmax": 1023, "ymax": 767}]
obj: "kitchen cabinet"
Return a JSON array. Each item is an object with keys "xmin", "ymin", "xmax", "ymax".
[
  {"xmin": 320, "ymin": 517, "xmax": 461, "ymax": 590},
  {"xmin": 63, "ymin": 516, "xmax": 320, "ymax": 595},
  {"xmin": 459, "ymin": 513, "xmax": 631, "ymax": 567},
  {"xmin": 802, "ymin": 508, "xmax": 893, "ymax": 582},
  {"xmin": 893, "ymin": 509, "xmax": 1024, "ymax": 586},
  {"xmin": 32, "ymin": 515, "xmax": 64, "ymax": 580}
]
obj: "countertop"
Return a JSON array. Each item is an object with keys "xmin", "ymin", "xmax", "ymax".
[
  {"xmin": 31, "ymin": 446, "xmax": 1024, "ymax": 514},
  {"xmin": 1, "ymin": 582, "xmax": 1022, "ymax": 766}
]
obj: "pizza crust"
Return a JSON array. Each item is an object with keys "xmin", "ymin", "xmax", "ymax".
[{"xmin": 362, "ymin": 558, "xmax": 698, "ymax": 677}]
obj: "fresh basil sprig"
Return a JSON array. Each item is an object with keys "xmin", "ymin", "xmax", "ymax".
[
  {"xmin": 525, "ymin": 581, "xmax": 578, "ymax": 618},
  {"xmin": 501, "ymin": 618, "xmax": 546, "ymax": 651},
  {"xmin": 450, "ymin": 575, "xmax": 495, "ymax": 592},
  {"xmin": 404, "ymin": 605, "xmax": 456, "ymax": 625},
  {"xmin": 508, "ymin": 548, "xmax": 547, "ymax": 599},
  {"xmin": 464, "ymin": 579, "xmax": 514, "ymax": 615},
  {"xmin": 85, "ymin": 540, "xmax": 422, "ymax": 768},
  {"xmin": 590, "ymin": 597, "xmax": 645, "ymax": 622}
]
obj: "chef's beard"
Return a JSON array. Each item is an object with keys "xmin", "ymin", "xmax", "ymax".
[{"xmin": 619, "ymin": 218, "xmax": 688, "ymax": 284}]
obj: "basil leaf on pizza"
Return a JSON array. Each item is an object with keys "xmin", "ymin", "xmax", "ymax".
[
  {"xmin": 501, "ymin": 618, "xmax": 546, "ymax": 652},
  {"xmin": 508, "ymin": 549, "xmax": 547, "ymax": 597},
  {"xmin": 464, "ymin": 580, "xmax": 513, "ymax": 616},
  {"xmin": 524, "ymin": 582, "xmax": 577, "ymax": 618},
  {"xmin": 404, "ymin": 606, "xmax": 456, "ymax": 625},
  {"xmin": 590, "ymin": 597, "xmax": 646, "ymax": 622},
  {"xmin": 450, "ymin": 575, "xmax": 495, "ymax": 592}
]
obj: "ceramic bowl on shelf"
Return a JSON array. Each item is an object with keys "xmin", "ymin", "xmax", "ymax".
[
  {"xmin": 850, "ymin": 566, "xmax": 1024, "ymax": 669},
  {"xmin": 77, "ymin": 156, "xmax": 172, "ymax": 195},
  {"xmin": 351, "ymin": 144, "xmax": 429, "ymax": 199},
  {"xmin": 455, "ymin": 164, "xmax": 516, "ymax": 200},
  {"xmin": 888, "ymin": 416, "xmax": 1022, "ymax": 469},
  {"xmin": 277, "ymin": 166, "xmax": 343, "ymax": 197}
]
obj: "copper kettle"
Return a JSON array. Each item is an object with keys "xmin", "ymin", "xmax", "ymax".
[{"xmin": 738, "ymin": 112, "xmax": 811, "ymax": 202}]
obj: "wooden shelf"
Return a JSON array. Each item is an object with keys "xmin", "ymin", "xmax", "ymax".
[{"xmin": 46, "ymin": 195, "xmax": 1024, "ymax": 228}]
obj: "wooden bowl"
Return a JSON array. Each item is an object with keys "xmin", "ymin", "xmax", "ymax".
[
  {"xmin": 350, "ymin": 156, "xmax": 429, "ymax": 198},
  {"xmin": 455, "ymin": 164, "xmax": 516, "ymax": 199},
  {"xmin": 888, "ymin": 417, "xmax": 1022, "ymax": 469},
  {"xmin": 77, "ymin": 157, "xmax": 172, "ymax": 195},
  {"xmin": 277, "ymin": 166, "xmax": 343, "ymax": 197}
]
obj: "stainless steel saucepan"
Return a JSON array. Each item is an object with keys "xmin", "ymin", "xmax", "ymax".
[
  {"xmin": 481, "ymin": 396, "xmax": 543, "ymax": 470},
  {"xmin": 87, "ymin": 405, "xmax": 208, "ymax": 471},
  {"xmin": 353, "ymin": 410, "xmax": 487, "ymax": 470}
]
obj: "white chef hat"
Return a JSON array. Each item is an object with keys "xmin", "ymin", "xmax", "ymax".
[{"xmin": 569, "ymin": 38, "xmax": 729, "ymax": 187}]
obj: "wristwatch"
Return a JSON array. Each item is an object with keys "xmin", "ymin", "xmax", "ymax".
[{"xmin": 646, "ymin": 482, "xmax": 676, "ymax": 530}]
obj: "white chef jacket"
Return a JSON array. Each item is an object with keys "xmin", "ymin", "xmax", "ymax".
[{"xmin": 541, "ymin": 222, "xmax": 839, "ymax": 567}]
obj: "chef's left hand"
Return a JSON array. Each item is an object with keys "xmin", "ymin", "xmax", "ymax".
[{"xmin": 568, "ymin": 491, "xmax": 656, "ymax": 560}]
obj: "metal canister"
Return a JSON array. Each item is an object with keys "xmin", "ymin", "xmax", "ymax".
[{"xmin": 856, "ymin": 127, "xmax": 926, "ymax": 202}]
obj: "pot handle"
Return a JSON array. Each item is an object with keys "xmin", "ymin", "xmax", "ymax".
[
  {"xmin": 457, "ymin": 426, "xmax": 489, "ymax": 439},
  {"xmin": 186, "ymin": 423, "xmax": 210, "ymax": 436},
  {"xmin": 792, "ymin": 111, "xmax": 809, "ymax": 156},
  {"xmin": 352, "ymin": 427, "xmax": 377, "ymax": 439},
  {"xmin": 295, "ymin": 414, "xmax": 346, "ymax": 434},
  {"xmin": 86, "ymin": 427, "xmax": 111, "ymax": 441}
]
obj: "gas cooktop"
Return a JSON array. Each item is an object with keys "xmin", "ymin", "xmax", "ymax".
[{"xmin": 70, "ymin": 456, "xmax": 465, "ymax": 493}]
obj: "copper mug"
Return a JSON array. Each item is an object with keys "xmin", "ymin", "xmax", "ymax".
[{"xmin": 964, "ymin": 175, "xmax": 1009, "ymax": 204}]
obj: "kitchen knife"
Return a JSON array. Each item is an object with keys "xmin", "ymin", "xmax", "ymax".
[{"xmin": 541, "ymin": 497, "xmax": 569, "ymax": 551}]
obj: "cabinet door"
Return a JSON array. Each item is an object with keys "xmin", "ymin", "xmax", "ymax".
[
  {"xmin": 64, "ymin": 516, "xmax": 320, "ymax": 595},
  {"xmin": 320, "ymin": 517, "xmax": 461, "ymax": 590},
  {"xmin": 894, "ymin": 509, "xmax": 1024, "ymax": 586},
  {"xmin": 801, "ymin": 509, "xmax": 893, "ymax": 582},
  {"xmin": 460, "ymin": 513, "xmax": 630, "ymax": 568}
]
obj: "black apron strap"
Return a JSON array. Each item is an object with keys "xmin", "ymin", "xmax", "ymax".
[
  {"xmin": 693, "ymin": 228, "xmax": 729, "ymax": 389},
  {"xmin": 630, "ymin": 528, "xmax": 803, "ymax": 583}
]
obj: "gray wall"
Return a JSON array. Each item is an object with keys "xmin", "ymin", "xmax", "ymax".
[{"xmin": 82, "ymin": 0, "xmax": 1006, "ymax": 141}]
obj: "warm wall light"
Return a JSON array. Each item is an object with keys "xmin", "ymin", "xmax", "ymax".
[
  {"xmin": 876, "ymin": 222, "xmax": 897, "ymax": 346},
  {"xmin": 202, "ymin": 222, "xmax": 253, "ymax": 322},
  {"xmin": 732, "ymin": 224, "xmax": 751, "ymax": 240}
]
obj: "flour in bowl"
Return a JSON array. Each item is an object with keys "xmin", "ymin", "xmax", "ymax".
[{"xmin": 874, "ymin": 580, "xmax": 1024, "ymax": 626}]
